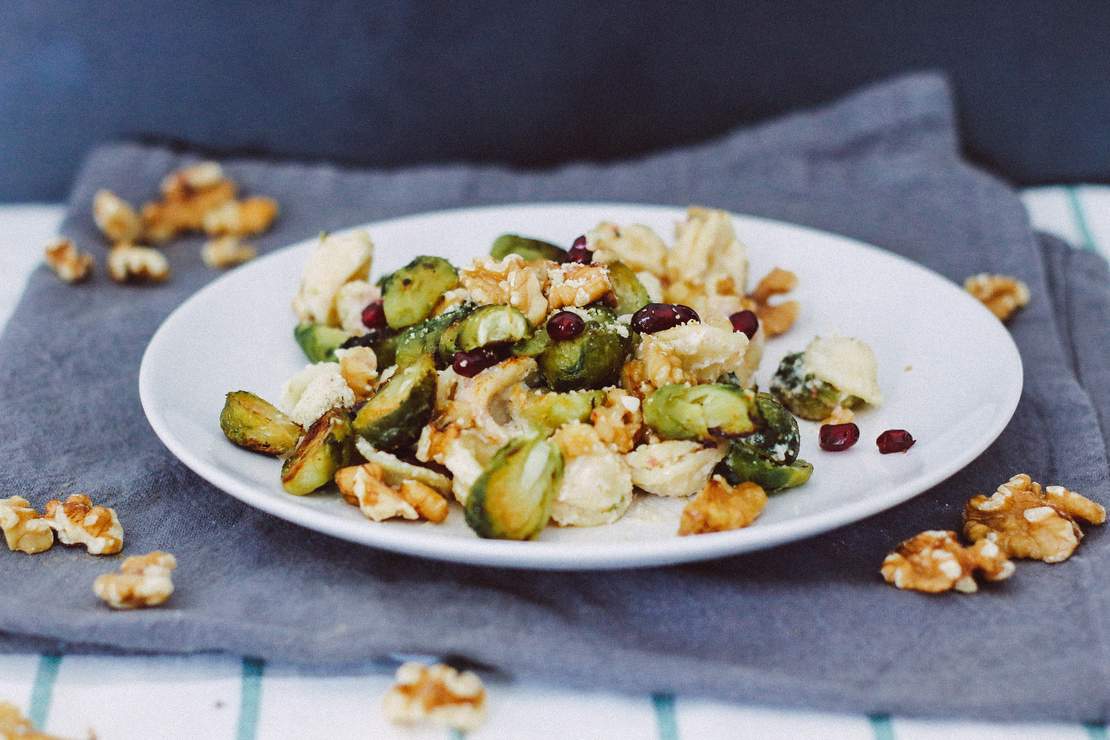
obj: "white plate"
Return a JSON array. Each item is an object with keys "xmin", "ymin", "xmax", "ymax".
[{"xmin": 139, "ymin": 203, "xmax": 1022, "ymax": 570}]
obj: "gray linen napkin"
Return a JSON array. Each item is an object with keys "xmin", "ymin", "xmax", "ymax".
[{"xmin": 2, "ymin": 73, "xmax": 1109, "ymax": 721}]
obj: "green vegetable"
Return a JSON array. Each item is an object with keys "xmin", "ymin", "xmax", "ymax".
[
  {"xmin": 394, "ymin": 303, "xmax": 475, "ymax": 368},
  {"xmin": 436, "ymin": 320, "xmax": 465, "ymax": 366},
  {"xmin": 769, "ymin": 352, "xmax": 861, "ymax": 421},
  {"xmin": 340, "ymin": 329, "xmax": 398, "ymax": 369},
  {"xmin": 718, "ymin": 444, "xmax": 813, "ymax": 493},
  {"xmin": 280, "ymin": 409, "xmax": 353, "ymax": 495},
  {"xmin": 294, "ymin": 324, "xmax": 353, "ymax": 363},
  {"xmin": 518, "ymin": 390, "xmax": 606, "ymax": 435},
  {"xmin": 353, "ymin": 438, "xmax": 452, "ymax": 494},
  {"xmin": 745, "ymin": 392, "xmax": 801, "ymax": 465},
  {"xmin": 457, "ymin": 305, "xmax": 533, "ymax": 350},
  {"xmin": 537, "ymin": 307, "xmax": 632, "ymax": 391},
  {"xmin": 352, "ymin": 354, "xmax": 437, "ymax": 451},
  {"xmin": 510, "ymin": 326, "xmax": 551, "ymax": 357},
  {"xmin": 465, "ymin": 437, "xmax": 564, "ymax": 540},
  {"xmin": 219, "ymin": 391, "xmax": 303, "ymax": 456},
  {"xmin": 381, "ymin": 256, "xmax": 459, "ymax": 329},
  {"xmin": 490, "ymin": 234, "xmax": 567, "ymax": 263},
  {"xmin": 606, "ymin": 261, "xmax": 650, "ymax": 315},
  {"xmin": 643, "ymin": 383, "xmax": 756, "ymax": 441}
]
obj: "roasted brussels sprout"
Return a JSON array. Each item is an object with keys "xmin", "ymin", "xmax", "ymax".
[
  {"xmin": 537, "ymin": 307, "xmax": 632, "ymax": 391},
  {"xmin": 352, "ymin": 354, "xmax": 437, "ymax": 451},
  {"xmin": 770, "ymin": 351, "xmax": 861, "ymax": 421},
  {"xmin": 220, "ymin": 391, "xmax": 303, "ymax": 455},
  {"xmin": 294, "ymin": 323, "xmax": 353, "ymax": 363},
  {"xmin": 465, "ymin": 437, "xmax": 564, "ymax": 540},
  {"xmin": 606, "ymin": 261, "xmax": 650, "ymax": 316},
  {"xmin": 643, "ymin": 383, "xmax": 756, "ymax": 441},
  {"xmin": 281, "ymin": 409, "xmax": 353, "ymax": 495},
  {"xmin": 457, "ymin": 305, "xmax": 533, "ymax": 350},
  {"xmin": 340, "ymin": 327, "xmax": 398, "ymax": 369},
  {"xmin": 718, "ymin": 443, "xmax": 813, "ymax": 493},
  {"xmin": 510, "ymin": 325, "xmax": 552, "ymax": 357},
  {"xmin": 381, "ymin": 255, "xmax": 459, "ymax": 329},
  {"xmin": 518, "ymin": 389, "xmax": 606, "ymax": 435},
  {"xmin": 394, "ymin": 303, "xmax": 475, "ymax": 368},
  {"xmin": 490, "ymin": 234, "xmax": 568, "ymax": 263},
  {"xmin": 744, "ymin": 392, "xmax": 801, "ymax": 465}
]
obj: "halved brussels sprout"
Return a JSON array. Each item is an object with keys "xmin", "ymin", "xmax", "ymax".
[
  {"xmin": 381, "ymin": 255, "xmax": 459, "ymax": 329},
  {"xmin": 490, "ymin": 234, "xmax": 567, "ymax": 263},
  {"xmin": 606, "ymin": 261, "xmax": 650, "ymax": 316},
  {"xmin": 464, "ymin": 437, "xmax": 564, "ymax": 540},
  {"xmin": 457, "ymin": 305, "xmax": 533, "ymax": 350},
  {"xmin": 220, "ymin": 391, "xmax": 303, "ymax": 455},
  {"xmin": 744, "ymin": 392, "xmax": 800, "ymax": 465},
  {"xmin": 294, "ymin": 324, "xmax": 353, "ymax": 363},
  {"xmin": 770, "ymin": 352, "xmax": 861, "ymax": 421},
  {"xmin": 510, "ymin": 326, "xmax": 551, "ymax": 357},
  {"xmin": 518, "ymin": 389, "xmax": 606, "ymax": 436},
  {"xmin": 353, "ymin": 437, "xmax": 452, "ymax": 494},
  {"xmin": 394, "ymin": 303, "xmax": 475, "ymax": 368},
  {"xmin": 537, "ymin": 307, "xmax": 632, "ymax": 391},
  {"xmin": 281, "ymin": 409, "xmax": 353, "ymax": 495},
  {"xmin": 340, "ymin": 327, "xmax": 398, "ymax": 369},
  {"xmin": 643, "ymin": 383, "xmax": 756, "ymax": 441},
  {"xmin": 718, "ymin": 443, "xmax": 813, "ymax": 493},
  {"xmin": 352, "ymin": 354, "xmax": 437, "ymax": 451}
]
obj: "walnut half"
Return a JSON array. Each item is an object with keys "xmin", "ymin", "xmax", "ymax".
[
  {"xmin": 0, "ymin": 496, "xmax": 54, "ymax": 554},
  {"xmin": 0, "ymin": 701, "xmax": 61, "ymax": 740},
  {"xmin": 106, "ymin": 244, "xmax": 170, "ymax": 283},
  {"xmin": 746, "ymin": 267, "xmax": 799, "ymax": 337},
  {"xmin": 335, "ymin": 464, "xmax": 448, "ymax": 523},
  {"xmin": 44, "ymin": 493, "xmax": 123, "ymax": 555},
  {"xmin": 94, "ymin": 551, "xmax": 177, "ymax": 609},
  {"xmin": 881, "ymin": 530, "xmax": 1015, "ymax": 593},
  {"xmin": 382, "ymin": 662, "xmax": 486, "ymax": 732},
  {"xmin": 43, "ymin": 238, "xmax": 94, "ymax": 284},
  {"xmin": 964, "ymin": 273, "xmax": 1030, "ymax": 321},
  {"xmin": 679, "ymin": 477, "xmax": 767, "ymax": 535}
]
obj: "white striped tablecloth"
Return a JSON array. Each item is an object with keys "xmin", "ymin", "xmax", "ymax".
[{"xmin": 1, "ymin": 186, "xmax": 1108, "ymax": 740}]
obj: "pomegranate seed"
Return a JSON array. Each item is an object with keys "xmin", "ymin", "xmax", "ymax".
[
  {"xmin": 361, "ymin": 301, "xmax": 387, "ymax": 330},
  {"xmin": 728, "ymin": 309, "xmax": 759, "ymax": 338},
  {"xmin": 819, "ymin": 422, "xmax": 860, "ymax": 451},
  {"xmin": 547, "ymin": 310, "xmax": 586, "ymax": 341},
  {"xmin": 452, "ymin": 347, "xmax": 505, "ymax": 377},
  {"xmin": 566, "ymin": 235, "xmax": 592, "ymax": 264},
  {"xmin": 630, "ymin": 303, "xmax": 700, "ymax": 334},
  {"xmin": 877, "ymin": 429, "xmax": 915, "ymax": 454}
]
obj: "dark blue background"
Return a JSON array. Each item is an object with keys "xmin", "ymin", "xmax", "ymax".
[{"xmin": 3, "ymin": 0, "xmax": 1108, "ymax": 201}]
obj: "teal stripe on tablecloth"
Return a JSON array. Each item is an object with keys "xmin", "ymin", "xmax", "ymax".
[
  {"xmin": 868, "ymin": 713, "xmax": 894, "ymax": 740},
  {"xmin": 449, "ymin": 729, "xmax": 466, "ymax": 740},
  {"xmin": 1065, "ymin": 186, "xmax": 1097, "ymax": 252},
  {"xmin": 28, "ymin": 654, "xmax": 61, "ymax": 730},
  {"xmin": 236, "ymin": 658, "xmax": 264, "ymax": 740},
  {"xmin": 652, "ymin": 693, "xmax": 679, "ymax": 740},
  {"xmin": 1087, "ymin": 721, "xmax": 1110, "ymax": 739}
]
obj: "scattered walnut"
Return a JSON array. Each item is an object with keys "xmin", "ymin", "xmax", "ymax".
[
  {"xmin": 0, "ymin": 701, "xmax": 61, "ymax": 740},
  {"xmin": 679, "ymin": 477, "xmax": 767, "ymax": 535},
  {"xmin": 964, "ymin": 273, "xmax": 1030, "ymax": 321},
  {"xmin": 746, "ymin": 267, "xmax": 799, "ymax": 337},
  {"xmin": 336, "ymin": 463, "xmax": 448, "ymax": 523},
  {"xmin": 881, "ymin": 530, "xmax": 1014, "ymax": 593},
  {"xmin": 590, "ymin": 389, "xmax": 643, "ymax": 453},
  {"xmin": 0, "ymin": 496, "xmax": 54, "ymax": 554},
  {"xmin": 336, "ymin": 346, "xmax": 378, "ymax": 400},
  {"xmin": 93, "ymin": 551, "xmax": 177, "ymax": 610},
  {"xmin": 43, "ymin": 493, "xmax": 123, "ymax": 555},
  {"xmin": 43, "ymin": 238, "xmax": 94, "ymax": 284},
  {"xmin": 142, "ymin": 163, "xmax": 237, "ymax": 243},
  {"xmin": 382, "ymin": 662, "xmax": 486, "ymax": 732},
  {"xmin": 551, "ymin": 421, "xmax": 607, "ymax": 459},
  {"xmin": 202, "ymin": 196, "xmax": 279, "ymax": 237},
  {"xmin": 504, "ymin": 259, "xmax": 549, "ymax": 324},
  {"xmin": 106, "ymin": 244, "xmax": 170, "ymax": 283},
  {"xmin": 201, "ymin": 236, "xmax": 257, "ymax": 269},
  {"xmin": 459, "ymin": 255, "xmax": 552, "ymax": 324},
  {"xmin": 93, "ymin": 189, "xmax": 142, "ymax": 244},
  {"xmin": 964, "ymin": 473, "xmax": 1106, "ymax": 563},
  {"xmin": 160, "ymin": 161, "xmax": 227, "ymax": 198},
  {"xmin": 547, "ymin": 263, "xmax": 611, "ymax": 310},
  {"xmin": 821, "ymin": 405, "xmax": 855, "ymax": 425}
]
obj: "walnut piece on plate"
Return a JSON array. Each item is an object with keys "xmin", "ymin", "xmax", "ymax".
[
  {"xmin": 590, "ymin": 389, "xmax": 643, "ymax": 453},
  {"xmin": 43, "ymin": 238, "xmax": 94, "ymax": 284},
  {"xmin": 382, "ymin": 662, "xmax": 486, "ymax": 732},
  {"xmin": 0, "ymin": 496, "xmax": 54, "ymax": 554},
  {"xmin": 335, "ymin": 463, "xmax": 448, "ymax": 523},
  {"xmin": 964, "ymin": 473, "xmax": 1106, "ymax": 563},
  {"xmin": 964, "ymin": 273, "xmax": 1030, "ymax": 321},
  {"xmin": 43, "ymin": 493, "xmax": 123, "ymax": 555},
  {"xmin": 679, "ymin": 477, "xmax": 767, "ymax": 535},
  {"xmin": 746, "ymin": 267, "xmax": 799, "ymax": 337},
  {"xmin": 94, "ymin": 551, "xmax": 177, "ymax": 610},
  {"xmin": 881, "ymin": 530, "xmax": 1014, "ymax": 594}
]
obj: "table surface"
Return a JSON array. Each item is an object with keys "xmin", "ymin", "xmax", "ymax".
[{"xmin": 2, "ymin": 187, "xmax": 1108, "ymax": 740}]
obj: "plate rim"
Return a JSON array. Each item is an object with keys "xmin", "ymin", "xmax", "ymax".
[{"xmin": 138, "ymin": 201, "xmax": 1024, "ymax": 570}]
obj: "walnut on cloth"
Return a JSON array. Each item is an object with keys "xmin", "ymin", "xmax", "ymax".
[
  {"xmin": 201, "ymin": 196, "xmax": 279, "ymax": 237},
  {"xmin": 43, "ymin": 238, "xmax": 94, "ymax": 284},
  {"xmin": 335, "ymin": 463, "xmax": 448, "ymax": 523},
  {"xmin": 94, "ymin": 551, "xmax": 177, "ymax": 610},
  {"xmin": 0, "ymin": 701, "xmax": 62, "ymax": 740},
  {"xmin": 964, "ymin": 473, "xmax": 1106, "ymax": 563},
  {"xmin": 106, "ymin": 244, "xmax": 170, "ymax": 283},
  {"xmin": 201, "ymin": 235, "xmax": 257, "ymax": 269},
  {"xmin": 0, "ymin": 496, "xmax": 54, "ymax": 554},
  {"xmin": 141, "ymin": 161, "xmax": 237, "ymax": 243},
  {"xmin": 679, "ymin": 477, "xmax": 767, "ymax": 535},
  {"xmin": 382, "ymin": 662, "xmax": 487, "ymax": 732},
  {"xmin": 881, "ymin": 530, "xmax": 1015, "ymax": 594},
  {"xmin": 92, "ymin": 189, "xmax": 142, "ymax": 244},
  {"xmin": 746, "ymin": 267, "xmax": 799, "ymax": 337},
  {"xmin": 964, "ymin": 273, "xmax": 1030, "ymax": 321},
  {"xmin": 43, "ymin": 494, "xmax": 123, "ymax": 555}
]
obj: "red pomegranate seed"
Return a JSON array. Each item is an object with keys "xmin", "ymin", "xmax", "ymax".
[
  {"xmin": 819, "ymin": 422, "xmax": 860, "ymax": 451},
  {"xmin": 547, "ymin": 310, "xmax": 586, "ymax": 340},
  {"xmin": 877, "ymin": 429, "xmax": 915, "ymax": 454},
  {"xmin": 452, "ymin": 347, "xmax": 504, "ymax": 377},
  {"xmin": 361, "ymin": 301, "xmax": 387, "ymax": 330},
  {"xmin": 630, "ymin": 303, "xmax": 700, "ymax": 334},
  {"xmin": 566, "ymin": 235, "xmax": 593, "ymax": 264},
  {"xmin": 728, "ymin": 309, "xmax": 759, "ymax": 338}
]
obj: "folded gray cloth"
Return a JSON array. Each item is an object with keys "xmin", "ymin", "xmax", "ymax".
[{"xmin": 2, "ymin": 73, "xmax": 1108, "ymax": 721}]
